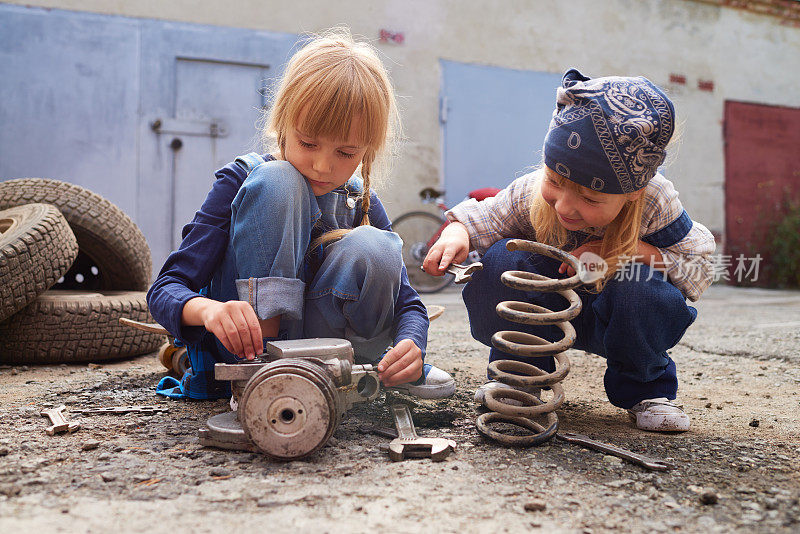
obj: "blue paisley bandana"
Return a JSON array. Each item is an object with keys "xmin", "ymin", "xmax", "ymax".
[{"xmin": 543, "ymin": 69, "xmax": 675, "ymax": 194}]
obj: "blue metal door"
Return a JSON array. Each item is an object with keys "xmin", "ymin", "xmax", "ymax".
[
  {"xmin": 0, "ymin": 5, "xmax": 299, "ymax": 273},
  {"xmin": 0, "ymin": 6, "xmax": 141, "ymax": 217},
  {"xmin": 137, "ymin": 23, "xmax": 298, "ymax": 266},
  {"xmin": 440, "ymin": 60, "xmax": 563, "ymax": 206},
  {"xmin": 165, "ymin": 59, "xmax": 270, "ymax": 250}
]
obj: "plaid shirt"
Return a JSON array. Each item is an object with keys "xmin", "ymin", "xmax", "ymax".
[{"xmin": 447, "ymin": 170, "xmax": 716, "ymax": 301}]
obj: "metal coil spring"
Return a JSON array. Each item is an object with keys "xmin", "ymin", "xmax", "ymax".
[{"xmin": 476, "ymin": 239, "xmax": 584, "ymax": 446}]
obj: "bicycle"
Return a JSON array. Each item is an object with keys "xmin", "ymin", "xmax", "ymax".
[{"xmin": 392, "ymin": 186, "xmax": 500, "ymax": 293}]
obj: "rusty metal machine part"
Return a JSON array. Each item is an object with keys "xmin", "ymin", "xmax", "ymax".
[
  {"xmin": 122, "ymin": 319, "xmax": 189, "ymax": 376},
  {"xmin": 240, "ymin": 359, "xmax": 340, "ymax": 460},
  {"xmin": 157, "ymin": 342, "xmax": 175, "ymax": 370},
  {"xmin": 388, "ymin": 403, "xmax": 456, "ymax": 462},
  {"xmin": 264, "ymin": 338, "xmax": 354, "ymax": 360},
  {"xmin": 172, "ymin": 347, "xmax": 190, "ymax": 376},
  {"xmin": 198, "ymin": 411, "xmax": 256, "ymax": 452},
  {"xmin": 199, "ymin": 338, "xmax": 381, "ymax": 460},
  {"xmin": 476, "ymin": 239, "xmax": 584, "ymax": 446}
]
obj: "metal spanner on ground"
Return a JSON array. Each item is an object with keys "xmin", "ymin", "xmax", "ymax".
[
  {"xmin": 41, "ymin": 405, "xmax": 80, "ymax": 435},
  {"xmin": 420, "ymin": 262, "xmax": 483, "ymax": 284},
  {"xmin": 556, "ymin": 432, "xmax": 674, "ymax": 471},
  {"xmin": 71, "ymin": 405, "xmax": 170, "ymax": 416},
  {"xmin": 388, "ymin": 403, "xmax": 456, "ymax": 462}
]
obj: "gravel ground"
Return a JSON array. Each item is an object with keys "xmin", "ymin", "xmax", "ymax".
[{"xmin": 0, "ymin": 284, "xmax": 798, "ymax": 533}]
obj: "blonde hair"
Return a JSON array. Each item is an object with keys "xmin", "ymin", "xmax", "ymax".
[
  {"xmin": 530, "ymin": 166, "xmax": 646, "ymax": 292},
  {"xmin": 261, "ymin": 28, "xmax": 400, "ymax": 246}
]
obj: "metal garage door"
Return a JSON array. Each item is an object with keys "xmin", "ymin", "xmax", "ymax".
[
  {"xmin": 0, "ymin": 4, "xmax": 299, "ymax": 272},
  {"xmin": 724, "ymin": 100, "xmax": 800, "ymax": 286},
  {"xmin": 440, "ymin": 60, "xmax": 562, "ymax": 206}
]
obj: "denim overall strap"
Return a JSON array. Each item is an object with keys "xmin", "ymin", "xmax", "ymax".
[{"xmin": 233, "ymin": 152, "xmax": 268, "ymax": 175}]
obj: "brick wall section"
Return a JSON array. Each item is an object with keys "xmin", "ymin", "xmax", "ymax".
[{"xmin": 688, "ymin": 0, "xmax": 800, "ymax": 27}]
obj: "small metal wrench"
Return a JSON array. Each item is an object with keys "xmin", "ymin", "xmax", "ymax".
[
  {"xmin": 556, "ymin": 432, "xmax": 674, "ymax": 471},
  {"xmin": 40, "ymin": 405, "xmax": 80, "ymax": 436},
  {"xmin": 388, "ymin": 403, "xmax": 456, "ymax": 462},
  {"xmin": 420, "ymin": 262, "xmax": 483, "ymax": 284},
  {"xmin": 72, "ymin": 405, "xmax": 170, "ymax": 416}
]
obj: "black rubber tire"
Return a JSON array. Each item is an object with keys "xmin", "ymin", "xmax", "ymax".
[
  {"xmin": 0, "ymin": 290, "xmax": 166, "ymax": 364},
  {"xmin": 0, "ymin": 178, "xmax": 152, "ymax": 291},
  {"xmin": 392, "ymin": 211, "xmax": 454, "ymax": 293},
  {"xmin": 0, "ymin": 204, "xmax": 79, "ymax": 321}
]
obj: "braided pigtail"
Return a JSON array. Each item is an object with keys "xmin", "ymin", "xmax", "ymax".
[{"xmin": 359, "ymin": 153, "xmax": 374, "ymax": 226}]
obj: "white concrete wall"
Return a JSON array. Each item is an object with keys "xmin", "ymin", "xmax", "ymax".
[{"xmin": 4, "ymin": 0, "xmax": 800, "ymax": 233}]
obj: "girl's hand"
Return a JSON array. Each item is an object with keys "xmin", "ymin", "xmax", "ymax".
[
  {"xmin": 377, "ymin": 339, "xmax": 423, "ymax": 387},
  {"xmin": 422, "ymin": 222, "xmax": 470, "ymax": 276},
  {"xmin": 183, "ymin": 297, "xmax": 263, "ymax": 360},
  {"xmin": 559, "ymin": 240, "xmax": 603, "ymax": 276}
]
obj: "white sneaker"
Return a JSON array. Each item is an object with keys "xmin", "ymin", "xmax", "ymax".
[
  {"xmin": 627, "ymin": 397, "xmax": 690, "ymax": 432},
  {"xmin": 388, "ymin": 364, "xmax": 455, "ymax": 399},
  {"xmin": 474, "ymin": 381, "xmax": 542, "ymax": 408}
]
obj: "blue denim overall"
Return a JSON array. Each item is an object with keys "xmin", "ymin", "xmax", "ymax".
[
  {"xmin": 159, "ymin": 154, "xmax": 403, "ymax": 399},
  {"xmin": 462, "ymin": 239, "xmax": 697, "ymax": 409}
]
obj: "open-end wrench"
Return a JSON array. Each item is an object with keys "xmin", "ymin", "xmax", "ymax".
[
  {"xmin": 72, "ymin": 405, "xmax": 170, "ymax": 416},
  {"xmin": 388, "ymin": 403, "xmax": 456, "ymax": 462},
  {"xmin": 40, "ymin": 405, "xmax": 80, "ymax": 436},
  {"xmin": 445, "ymin": 262, "xmax": 483, "ymax": 284},
  {"xmin": 420, "ymin": 262, "xmax": 483, "ymax": 284},
  {"xmin": 556, "ymin": 432, "xmax": 674, "ymax": 471}
]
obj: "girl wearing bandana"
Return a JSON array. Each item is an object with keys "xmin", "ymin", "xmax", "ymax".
[{"xmin": 423, "ymin": 69, "xmax": 715, "ymax": 432}]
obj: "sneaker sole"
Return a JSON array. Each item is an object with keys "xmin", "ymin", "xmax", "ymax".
[
  {"xmin": 628, "ymin": 412, "xmax": 690, "ymax": 432},
  {"xmin": 388, "ymin": 379, "xmax": 456, "ymax": 399}
]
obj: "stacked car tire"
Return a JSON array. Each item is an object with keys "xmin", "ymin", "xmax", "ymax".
[{"xmin": 0, "ymin": 179, "xmax": 165, "ymax": 364}]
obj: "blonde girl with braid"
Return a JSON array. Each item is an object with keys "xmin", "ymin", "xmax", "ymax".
[{"xmin": 148, "ymin": 30, "xmax": 455, "ymax": 401}]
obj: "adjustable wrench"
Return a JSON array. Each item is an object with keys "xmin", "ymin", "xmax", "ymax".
[{"xmin": 388, "ymin": 403, "xmax": 456, "ymax": 462}]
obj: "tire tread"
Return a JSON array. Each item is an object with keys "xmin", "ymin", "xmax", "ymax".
[
  {"xmin": 0, "ymin": 291, "xmax": 165, "ymax": 364},
  {"xmin": 0, "ymin": 179, "xmax": 152, "ymax": 290},
  {"xmin": 0, "ymin": 204, "xmax": 78, "ymax": 321}
]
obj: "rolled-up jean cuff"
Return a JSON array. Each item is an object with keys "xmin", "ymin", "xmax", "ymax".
[{"xmin": 235, "ymin": 276, "xmax": 305, "ymax": 321}]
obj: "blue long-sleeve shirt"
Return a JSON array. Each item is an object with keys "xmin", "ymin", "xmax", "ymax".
[{"xmin": 146, "ymin": 154, "xmax": 429, "ymax": 355}]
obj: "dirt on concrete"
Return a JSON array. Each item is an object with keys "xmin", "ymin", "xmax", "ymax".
[{"xmin": 0, "ymin": 284, "xmax": 799, "ymax": 533}]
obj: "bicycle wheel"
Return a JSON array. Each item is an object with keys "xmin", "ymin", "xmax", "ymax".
[{"xmin": 392, "ymin": 211, "xmax": 454, "ymax": 293}]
